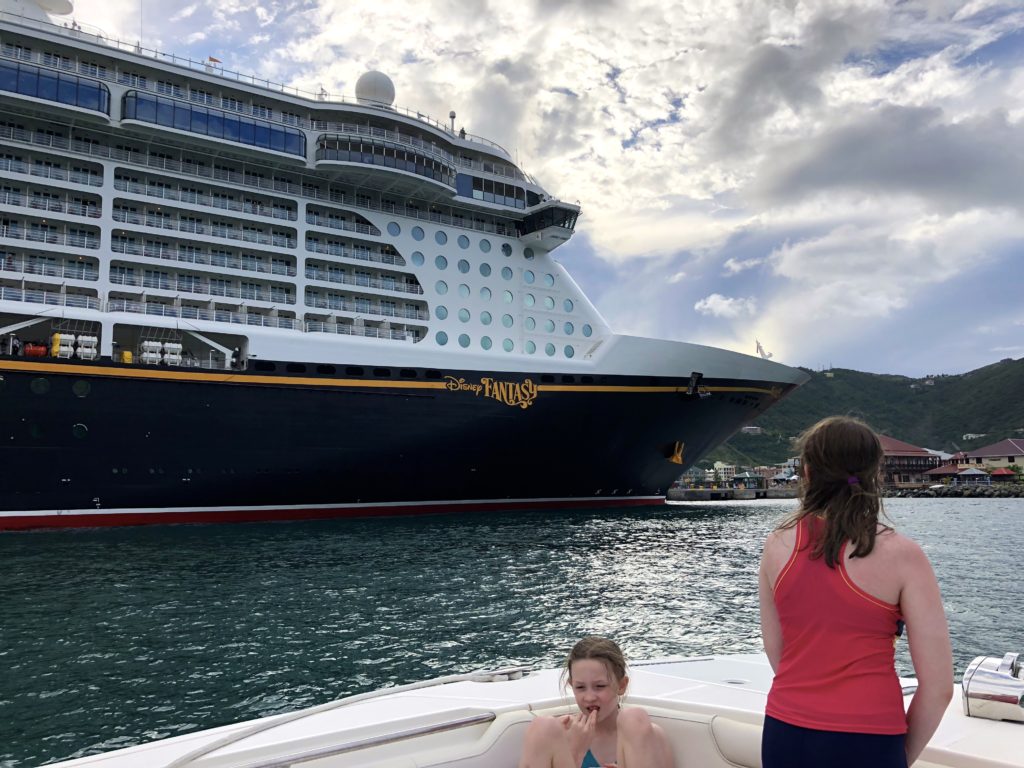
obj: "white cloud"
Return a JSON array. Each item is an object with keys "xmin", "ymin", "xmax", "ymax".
[
  {"xmin": 723, "ymin": 257, "xmax": 764, "ymax": 275},
  {"xmin": 694, "ymin": 294, "xmax": 758, "ymax": 319}
]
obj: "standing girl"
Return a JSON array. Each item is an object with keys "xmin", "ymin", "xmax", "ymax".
[{"xmin": 759, "ymin": 416, "xmax": 953, "ymax": 767}]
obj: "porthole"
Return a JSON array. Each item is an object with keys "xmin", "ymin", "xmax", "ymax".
[
  {"xmin": 564, "ymin": 299, "xmax": 574, "ymax": 312},
  {"xmin": 544, "ymin": 296, "xmax": 555, "ymax": 310},
  {"xmin": 72, "ymin": 380, "xmax": 91, "ymax": 398},
  {"xmin": 480, "ymin": 238, "xmax": 492, "ymax": 253},
  {"xmin": 436, "ymin": 305, "xmax": 448, "ymax": 319},
  {"xmin": 524, "ymin": 294, "xmax": 535, "ymax": 307},
  {"xmin": 480, "ymin": 263, "xmax": 492, "ymax": 277},
  {"xmin": 544, "ymin": 274, "xmax": 555, "ymax": 287},
  {"xmin": 502, "ymin": 338, "xmax": 514, "ymax": 352},
  {"xmin": 458, "ymin": 333, "xmax": 470, "ymax": 348},
  {"xmin": 564, "ymin": 322, "xmax": 574, "ymax": 335},
  {"xmin": 545, "ymin": 343, "xmax": 556, "ymax": 356},
  {"xmin": 457, "ymin": 234, "xmax": 470, "ymax": 249},
  {"xmin": 458, "ymin": 308, "xmax": 470, "ymax": 322},
  {"xmin": 387, "ymin": 222, "xmax": 401, "ymax": 236},
  {"xmin": 501, "ymin": 266, "xmax": 513, "ymax": 280},
  {"xmin": 435, "ymin": 280, "xmax": 448, "ymax": 295},
  {"xmin": 544, "ymin": 319, "xmax": 555, "ymax": 332},
  {"xmin": 524, "ymin": 247, "xmax": 535, "ymax": 260},
  {"xmin": 411, "ymin": 251, "xmax": 424, "ymax": 266},
  {"xmin": 481, "ymin": 336, "xmax": 492, "ymax": 350},
  {"xmin": 72, "ymin": 423, "xmax": 88, "ymax": 439},
  {"xmin": 525, "ymin": 316, "xmax": 536, "ymax": 331},
  {"xmin": 564, "ymin": 345, "xmax": 575, "ymax": 358},
  {"xmin": 583, "ymin": 324, "xmax": 593, "ymax": 337},
  {"xmin": 412, "ymin": 226, "xmax": 424, "ymax": 241},
  {"xmin": 502, "ymin": 314, "xmax": 514, "ymax": 328},
  {"xmin": 501, "ymin": 243, "xmax": 512, "ymax": 257},
  {"xmin": 435, "ymin": 230, "xmax": 448, "ymax": 245},
  {"xmin": 480, "ymin": 287, "xmax": 492, "ymax": 301},
  {"xmin": 435, "ymin": 255, "xmax": 448, "ymax": 270},
  {"xmin": 436, "ymin": 331, "xmax": 449, "ymax": 345},
  {"xmin": 503, "ymin": 290, "xmax": 514, "ymax": 304},
  {"xmin": 525, "ymin": 340, "xmax": 536, "ymax": 354},
  {"xmin": 458, "ymin": 283, "xmax": 470, "ymax": 298},
  {"xmin": 30, "ymin": 377, "xmax": 50, "ymax": 395},
  {"xmin": 524, "ymin": 270, "xmax": 535, "ymax": 284},
  {"xmin": 481, "ymin": 311, "xmax": 493, "ymax": 325},
  {"xmin": 457, "ymin": 259, "xmax": 470, "ymax": 273}
]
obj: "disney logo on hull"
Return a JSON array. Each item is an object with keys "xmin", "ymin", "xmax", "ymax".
[{"xmin": 444, "ymin": 376, "xmax": 538, "ymax": 409}]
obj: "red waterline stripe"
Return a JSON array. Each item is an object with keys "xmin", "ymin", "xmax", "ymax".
[{"xmin": 0, "ymin": 496, "xmax": 665, "ymax": 531}]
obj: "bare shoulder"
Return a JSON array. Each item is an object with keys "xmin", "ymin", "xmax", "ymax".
[
  {"xmin": 761, "ymin": 525, "xmax": 797, "ymax": 580},
  {"xmin": 873, "ymin": 528, "xmax": 934, "ymax": 572}
]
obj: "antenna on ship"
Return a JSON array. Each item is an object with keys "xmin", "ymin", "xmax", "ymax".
[{"xmin": 449, "ymin": 111, "xmax": 456, "ymax": 132}]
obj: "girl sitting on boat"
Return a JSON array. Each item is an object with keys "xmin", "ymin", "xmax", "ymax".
[
  {"xmin": 518, "ymin": 635, "xmax": 673, "ymax": 768},
  {"xmin": 759, "ymin": 416, "xmax": 953, "ymax": 767}
]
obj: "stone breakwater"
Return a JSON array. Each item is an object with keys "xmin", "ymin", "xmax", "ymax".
[{"xmin": 886, "ymin": 483, "xmax": 1024, "ymax": 499}]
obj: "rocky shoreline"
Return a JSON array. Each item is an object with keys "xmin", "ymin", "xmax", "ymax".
[{"xmin": 885, "ymin": 483, "xmax": 1024, "ymax": 499}]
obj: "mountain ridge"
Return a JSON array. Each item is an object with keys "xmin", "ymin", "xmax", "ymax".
[{"xmin": 707, "ymin": 356, "xmax": 1024, "ymax": 467}]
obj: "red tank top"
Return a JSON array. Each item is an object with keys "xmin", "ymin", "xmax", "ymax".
[{"xmin": 765, "ymin": 516, "xmax": 907, "ymax": 734}]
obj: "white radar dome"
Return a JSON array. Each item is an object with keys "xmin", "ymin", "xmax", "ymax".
[
  {"xmin": 37, "ymin": 0, "xmax": 75, "ymax": 13},
  {"xmin": 355, "ymin": 71, "xmax": 395, "ymax": 107}
]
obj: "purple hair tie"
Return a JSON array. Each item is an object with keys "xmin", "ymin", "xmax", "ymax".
[{"xmin": 847, "ymin": 475, "xmax": 860, "ymax": 485}]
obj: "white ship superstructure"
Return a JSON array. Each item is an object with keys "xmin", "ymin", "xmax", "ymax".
[{"xmin": 0, "ymin": 0, "xmax": 808, "ymax": 530}]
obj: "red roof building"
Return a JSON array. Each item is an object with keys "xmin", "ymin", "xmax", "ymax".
[
  {"xmin": 959, "ymin": 438, "xmax": 1024, "ymax": 470},
  {"xmin": 879, "ymin": 435, "xmax": 941, "ymax": 487}
]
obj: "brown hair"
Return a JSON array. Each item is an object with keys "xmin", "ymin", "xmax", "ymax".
[
  {"xmin": 560, "ymin": 636, "xmax": 628, "ymax": 691},
  {"xmin": 781, "ymin": 415, "xmax": 888, "ymax": 567}
]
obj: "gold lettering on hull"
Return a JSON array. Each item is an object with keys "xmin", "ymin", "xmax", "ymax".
[{"xmin": 444, "ymin": 376, "xmax": 538, "ymax": 409}]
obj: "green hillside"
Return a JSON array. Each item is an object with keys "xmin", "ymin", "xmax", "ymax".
[{"xmin": 707, "ymin": 357, "xmax": 1024, "ymax": 466}]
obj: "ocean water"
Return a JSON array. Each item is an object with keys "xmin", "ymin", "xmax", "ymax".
[{"xmin": 1, "ymin": 498, "xmax": 1021, "ymax": 767}]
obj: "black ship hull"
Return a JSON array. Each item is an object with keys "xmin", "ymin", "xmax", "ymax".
[{"xmin": 0, "ymin": 356, "xmax": 794, "ymax": 530}]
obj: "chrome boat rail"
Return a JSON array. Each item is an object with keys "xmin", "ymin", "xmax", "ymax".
[{"xmin": 962, "ymin": 652, "xmax": 1024, "ymax": 723}]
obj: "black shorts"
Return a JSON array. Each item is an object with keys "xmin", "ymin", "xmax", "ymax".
[{"xmin": 761, "ymin": 715, "xmax": 908, "ymax": 768}]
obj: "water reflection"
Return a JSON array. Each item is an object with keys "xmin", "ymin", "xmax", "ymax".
[{"xmin": 0, "ymin": 498, "xmax": 1020, "ymax": 766}]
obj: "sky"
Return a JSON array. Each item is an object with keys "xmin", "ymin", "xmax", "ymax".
[{"xmin": 62, "ymin": 0, "xmax": 1024, "ymax": 377}]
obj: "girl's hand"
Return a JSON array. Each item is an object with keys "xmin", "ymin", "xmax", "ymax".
[{"xmin": 560, "ymin": 710, "xmax": 597, "ymax": 763}]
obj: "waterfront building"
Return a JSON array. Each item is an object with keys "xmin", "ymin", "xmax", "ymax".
[
  {"xmin": 879, "ymin": 434, "xmax": 941, "ymax": 488},
  {"xmin": 959, "ymin": 438, "xmax": 1024, "ymax": 471}
]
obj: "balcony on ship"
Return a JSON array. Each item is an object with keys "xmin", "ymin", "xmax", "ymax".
[
  {"xmin": 107, "ymin": 262, "xmax": 296, "ymax": 306},
  {"xmin": 303, "ymin": 287, "xmax": 428, "ymax": 323},
  {"xmin": 0, "ymin": 216, "xmax": 101, "ymax": 253},
  {"xmin": 0, "ymin": 275, "xmax": 99, "ymax": 310},
  {"xmin": 0, "ymin": 183, "xmax": 102, "ymax": 219},
  {"xmin": 111, "ymin": 203, "xmax": 298, "ymax": 250},
  {"xmin": 0, "ymin": 249, "xmax": 99, "ymax": 283},
  {"xmin": 303, "ymin": 258, "xmax": 423, "ymax": 297},
  {"xmin": 110, "ymin": 234, "xmax": 297, "ymax": 280},
  {"xmin": 0, "ymin": 149, "xmax": 102, "ymax": 188},
  {"xmin": 113, "ymin": 173, "xmax": 297, "ymax": 224}
]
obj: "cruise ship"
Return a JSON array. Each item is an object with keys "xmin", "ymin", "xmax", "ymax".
[{"xmin": 0, "ymin": 0, "xmax": 808, "ymax": 531}]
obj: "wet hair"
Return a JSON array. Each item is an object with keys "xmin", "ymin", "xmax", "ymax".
[
  {"xmin": 780, "ymin": 415, "xmax": 888, "ymax": 567},
  {"xmin": 560, "ymin": 635, "xmax": 628, "ymax": 691}
]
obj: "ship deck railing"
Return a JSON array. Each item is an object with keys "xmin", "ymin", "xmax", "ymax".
[
  {"xmin": 0, "ymin": 189, "xmax": 101, "ymax": 218},
  {"xmin": 305, "ymin": 296, "xmax": 429, "ymax": 322},
  {"xmin": 0, "ymin": 21, "xmax": 512, "ymax": 159},
  {"xmin": 112, "ymin": 178, "xmax": 297, "ymax": 222},
  {"xmin": 107, "ymin": 298, "xmax": 300, "ymax": 329},
  {"xmin": 1, "ymin": 256, "xmax": 98, "ymax": 281},
  {"xmin": 302, "ymin": 267, "xmax": 424, "ymax": 295},
  {"xmin": 0, "ymin": 127, "xmax": 520, "ymax": 238},
  {"xmin": 0, "ymin": 224, "xmax": 99, "ymax": 249},
  {"xmin": 0, "ymin": 285, "xmax": 99, "ymax": 309},
  {"xmin": 0, "ymin": 156, "xmax": 102, "ymax": 187},
  {"xmin": 108, "ymin": 273, "xmax": 295, "ymax": 304},
  {"xmin": 109, "ymin": 209, "xmax": 297, "ymax": 249},
  {"xmin": 303, "ymin": 243, "xmax": 407, "ymax": 269},
  {"xmin": 109, "ymin": 240, "xmax": 297, "ymax": 277},
  {"xmin": 305, "ymin": 321, "xmax": 415, "ymax": 341}
]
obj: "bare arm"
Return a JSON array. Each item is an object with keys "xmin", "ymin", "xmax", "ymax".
[
  {"xmin": 759, "ymin": 533, "xmax": 784, "ymax": 672},
  {"xmin": 901, "ymin": 540, "xmax": 954, "ymax": 766}
]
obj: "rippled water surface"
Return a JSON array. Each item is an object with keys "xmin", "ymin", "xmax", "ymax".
[{"xmin": 1, "ymin": 498, "xmax": 1021, "ymax": 767}]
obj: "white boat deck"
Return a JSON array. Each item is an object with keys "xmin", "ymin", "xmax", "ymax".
[{"xmin": 47, "ymin": 654, "xmax": 1023, "ymax": 768}]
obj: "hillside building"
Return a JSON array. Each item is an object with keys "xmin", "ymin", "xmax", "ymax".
[{"xmin": 879, "ymin": 435, "xmax": 941, "ymax": 487}]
